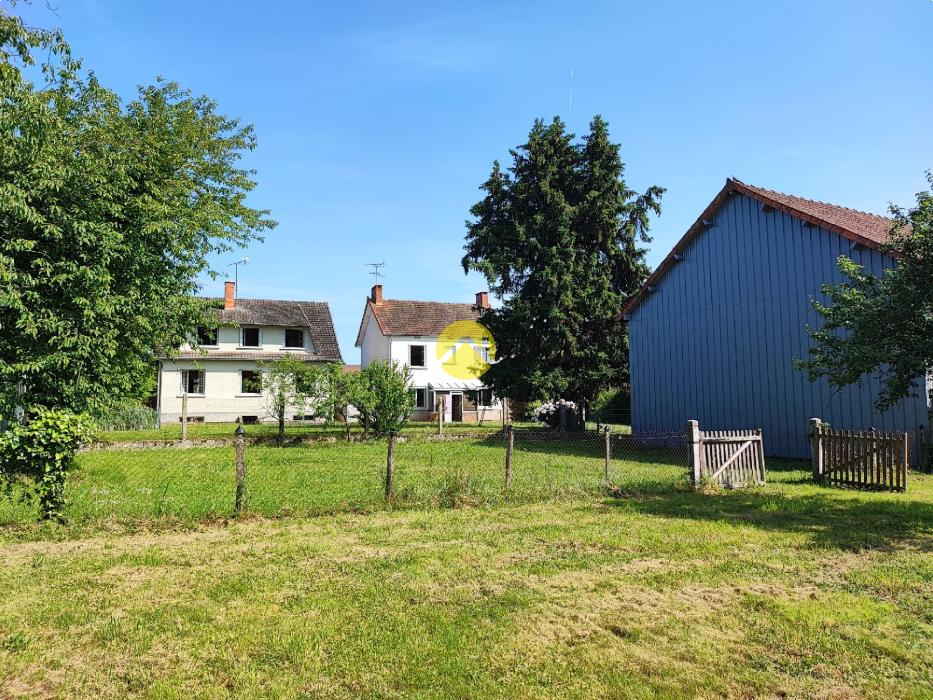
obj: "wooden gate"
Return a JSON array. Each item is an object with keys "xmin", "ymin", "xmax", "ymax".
[
  {"xmin": 810, "ymin": 419, "xmax": 908, "ymax": 491},
  {"xmin": 687, "ymin": 420, "xmax": 766, "ymax": 488}
]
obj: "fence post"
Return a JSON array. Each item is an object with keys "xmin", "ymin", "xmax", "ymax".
[
  {"xmin": 687, "ymin": 420, "xmax": 702, "ymax": 486},
  {"xmin": 385, "ymin": 430, "xmax": 397, "ymax": 499},
  {"xmin": 917, "ymin": 425, "xmax": 925, "ymax": 471},
  {"xmin": 181, "ymin": 392, "xmax": 188, "ymax": 443},
  {"xmin": 604, "ymin": 426, "xmax": 611, "ymax": 481},
  {"xmin": 504, "ymin": 424, "xmax": 514, "ymax": 489},
  {"xmin": 810, "ymin": 418, "xmax": 823, "ymax": 483},
  {"xmin": 234, "ymin": 425, "xmax": 246, "ymax": 515},
  {"xmin": 903, "ymin": 431, "xmax": 909, "ymax": 491}
]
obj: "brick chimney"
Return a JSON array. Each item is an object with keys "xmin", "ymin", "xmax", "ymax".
[
  {"xmin": 224, "ymin": 280, "xmax": 236, "ymax": 310},
  {"xmin": 475, "ymin": 291, "xmax": 490, "ymax": 309},
  {"xmin": 371, "ymin": 284, "xmax": 383, "ymax": 304}
]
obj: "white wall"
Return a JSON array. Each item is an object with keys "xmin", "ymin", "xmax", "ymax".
[
  {"xmin": 159, "ymin": 359, "xmax": 311, "ymax": 423},
  {"xmin": 359, "ymin": 312, "xmax": 390, "ymax": 366},
  {"xmin": 182, "ymin": 325, "xmax": 316, "ymax": 354}
]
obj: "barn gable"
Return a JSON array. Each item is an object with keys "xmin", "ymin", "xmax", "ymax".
[{"xmin": 623, "ymin": 181, "xmax": 926, "ymax": 458}]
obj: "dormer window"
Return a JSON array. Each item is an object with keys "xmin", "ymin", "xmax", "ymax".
[
  {"xmin": 409, "ymin": 344, "xmax": 426, "ymax": 368},
  {"xmin": 196, "ymin": 326, "xmax": 218, "ymax": 346},
  {"xmin": 284, "ymin": 328, "xmax": 304, "ymax": 349},
  {"xmin": 241, "ymin": 327, "xmax": 260, "ymax": 348}
]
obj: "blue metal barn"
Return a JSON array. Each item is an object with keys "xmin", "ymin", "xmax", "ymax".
[{"xmin": 622, "ymin": 179, "xmax": 930, "ymax": 459}]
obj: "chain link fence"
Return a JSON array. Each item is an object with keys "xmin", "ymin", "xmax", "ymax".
[{"xmin": 0, "ymin": 425, "xmax": 688, "ymax": 526}]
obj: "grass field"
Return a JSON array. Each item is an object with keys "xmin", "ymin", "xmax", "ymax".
[{"xmin": 1, "ymin": 440, "xmax": 931, "ymax": 698}]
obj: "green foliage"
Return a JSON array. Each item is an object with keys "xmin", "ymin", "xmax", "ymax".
[
  {"xmin": 0, "ymin": 8, "xmax": 275, "ymax": 417},
  {"xmin": 260, "ymin": 356, "xmax": 312, "ymax": 443},
  {"xmin": 0, "ymin": 408, "xmax": 90, "ymax": 520},
  {"xmin": 462, "ymin": 116, "xmax": 663, "ymax": 405},
  {"xmin": 350, "ymin": 360, "xmax": 416, "ymax": 438},
  {"xmin": 591, "ymin": 387, "xmax": 630, "ymax": 416},
  {"xmin": 309, "ymin": 362, "xmax": 356, "ymax": 422},
  {"xmin": 91, "ymin": 399, "xmax": 158, "ymax": 431},
  {"xmin": 798, "ymin": 172, "xmax": 933, "ymax": 410}
]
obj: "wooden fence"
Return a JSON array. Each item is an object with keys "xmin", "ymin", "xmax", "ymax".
[
  {"xmin": 810, "ymin": 419, "xmax": 908, "ymax": 491},
  {"xmin": 687, "ymin": 420, "xmax": 766, "ymax": 488}
]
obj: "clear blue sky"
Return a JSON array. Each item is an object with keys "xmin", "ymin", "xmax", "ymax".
[{"xmin": 15, "ymin": 1, "xmax": 933, "ymax": 362}]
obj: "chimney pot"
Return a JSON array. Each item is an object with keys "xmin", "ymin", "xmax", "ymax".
[
  {"xmin": 371, "ymin": 284, "xmax": 383, "ymax": 304},
  {"xmin": 475, "ymin": 291, "xmax": 490, "ymax": 309},
  {"xmin": 224, "ymin": 280, "xmax": 236, "ymax": 310}
]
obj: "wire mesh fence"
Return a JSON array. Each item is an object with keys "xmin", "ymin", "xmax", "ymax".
[{"xmin": 0, "ymin": 425, "xmax": 688, "ymax": 526}]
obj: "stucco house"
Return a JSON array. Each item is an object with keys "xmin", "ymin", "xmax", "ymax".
[
  {"xmin": 355, "ymin": 285, "xmax": 503, "ymax": 423},
  {"xmin": 157, "ymin": 281, "xmax": 342, "ymax": 424},
  {"xmin": 622, "ymin": 178, "xmax": 930, "ymax": 459}
]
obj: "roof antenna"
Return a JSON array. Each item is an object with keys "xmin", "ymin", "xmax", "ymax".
[{"xmin": 365, "ymin": 262, "xmax": 385, "ymax": 284}]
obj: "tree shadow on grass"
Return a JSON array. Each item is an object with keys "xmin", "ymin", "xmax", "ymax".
[{"xmin": 602, "ymin": 487, "xmax": 933, "ymax": 552}]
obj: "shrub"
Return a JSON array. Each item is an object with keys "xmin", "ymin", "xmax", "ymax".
[
  {"xmin": 0, "ymin": 409, "xmax": 91, "ymax": 520},
  {"xmin": 350, "ymin": 360, "xmax": 416, "ymax": 438},
  {"xmin": 93, "ymin": 400, "xmax": 158, "ymax": 431},
  {"xmin": 533, "ymin": 399, "xmax": 578, "ymax": 429}
]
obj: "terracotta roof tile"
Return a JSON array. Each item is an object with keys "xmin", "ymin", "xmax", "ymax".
[{"xmin": 365, "ymin": 299, "xmax": 485, "ymax": 339}]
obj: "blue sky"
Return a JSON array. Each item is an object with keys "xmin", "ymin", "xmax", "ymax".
[{"xmin": 14, "ymin": 1, "xmax": 933, "ymax": 361}]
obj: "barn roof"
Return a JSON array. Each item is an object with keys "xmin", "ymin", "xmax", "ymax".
[{"xmin": 621, "ymin": 178, "xmax": 898, "ymax": 318}]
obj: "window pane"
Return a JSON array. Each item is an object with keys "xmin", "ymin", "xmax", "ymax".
[
  {"xmin": 197, "ymin": 326, "xmax": 217, "ymax": 346},
  {"xmin": 241, "ymin": 370, "xmax": 261, "ymax": 394},
  {"xmin": 284, "ymin": 328, "xmax": 304, "ymax": 348},
  {"xmin": 242, "ymin": 328, "xmax": 260, "ymax": 347},
  {"xmin": 409, "ymin": 345, "xmax": 425, "ymax": 367},
  {"xmin": 415, "ymin": 388, "xmax": 426, "ymax": 408},
  {"xmin": 182, "ymin": 370, "xmax": 204, "ymax": 394}
]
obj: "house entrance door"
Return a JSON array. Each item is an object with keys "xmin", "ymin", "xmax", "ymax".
[{"xmin": 451, "ymin": 393, "xmax": 463, "ymax": 422}]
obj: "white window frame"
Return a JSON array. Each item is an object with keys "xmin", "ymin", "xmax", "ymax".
[
  {"xmin": 414, "ymin": 387, "xmax": 427, "ymax": 409},
  {"xmin": 239, "ymin": 369, "xmax": 263, "ymax": 396},
  {"xmin": 179, "ymin": 369, "xmax": 205, "ymax": 396},
  {"xmin": 240, "ymin": 327, "xmax": 261, "ymax": 348},
  {"xmin": 283, "ymin": 328, "xmax": 305, "ymax": 349},
  {"xmin": 409, "ymin": 344, "xmax": 426, "ymax": 368}
]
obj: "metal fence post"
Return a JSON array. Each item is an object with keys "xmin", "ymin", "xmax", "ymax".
[
  {"xmin": 505, "ymin": 424, "xmax": 514, "ymax": 489},
  {"xmin": 234, "ymin": 425, "xmax": 246, "ymax": 515},
  {"xmin": 810, "ymin": 418, "xmax": 823, "ymax": 483},
  {"xmin": 687, "ymin": 420, "xmax": 702, "ymax": 486},
  {"xmin": 603, "ymin": 426, "xmax": 611, "ymax": 481},
  {"xmin": 181, "ymin": 392, "xmax": 188, "ymax": 443},
  {"xmin": 386, "ymin": 430, "xmax": 397, "ymax": 499}
]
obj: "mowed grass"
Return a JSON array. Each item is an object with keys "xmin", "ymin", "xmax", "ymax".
[
  {"xmin": 0, "ymin": 470, "xmax": 931, "ymax": 698},
  {"xmin": 0, "ymin": 436, "xmax": 683, "ymax": 527},
  {"xmin": 0, "ymin": 440, "xmax": 931, "ymax": 698}
]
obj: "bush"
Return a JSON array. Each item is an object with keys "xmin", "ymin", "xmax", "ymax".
[
  {"xmin": 93, "ymin": 400, "xmax": 158, "ymax": 431},
  {"xmin": 591, "ymin": 387, "xmax": 630, "ymax": 421},
  {"xmin": 0, "ymin": 409, "xmax": 91, "ymax": 520},
  {"xmin": 351, "ymin": 360, "xmax": 417, "ymax": 438},
  {"xmin": 534, "ymin": 399, "xmax": 578, "ymax": 429}
]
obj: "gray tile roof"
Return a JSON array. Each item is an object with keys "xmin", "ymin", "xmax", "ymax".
[{"xmin": 205, "ymin": 298, "xmax": 342, "ymax": 362}]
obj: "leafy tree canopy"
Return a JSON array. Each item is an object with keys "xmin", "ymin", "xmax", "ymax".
[
  {"xmin": 799, "ymin": 172, "xmax": 933, "ymax": 411},
  {"xmin": 0, "ymin": 7, "xmax": 275, "ymax": 418},
  {"xmin": 462, "ymin": 116, "xmax": 663, "ymax": 406}
]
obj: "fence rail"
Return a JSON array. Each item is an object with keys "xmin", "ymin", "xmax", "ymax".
[{"xmin": 811, "ymin": 419, "xmax": 908, "ymax": 491}]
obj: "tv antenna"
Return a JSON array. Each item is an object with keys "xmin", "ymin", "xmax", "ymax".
[
  {"xmin": 365, "ymin": 262, "xmax": 385, "ymax": 284},
  {"xmin": 227, "ymin": 255, "xmax": 250, "ymax": 289}
]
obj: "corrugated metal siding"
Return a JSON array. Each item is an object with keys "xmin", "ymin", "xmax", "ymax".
[{"xmin": 628, "ymin": 192, "xmax": 927, "ymax": 458}]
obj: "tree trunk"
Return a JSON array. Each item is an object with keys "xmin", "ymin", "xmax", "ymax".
[{"xmin": 278, "ymin": 411, "xmax": 285, "ymax": 447}]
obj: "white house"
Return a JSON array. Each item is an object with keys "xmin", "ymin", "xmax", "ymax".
[
  {"xmin": 157, "ymin": 281, "xmax": 343, "ymax": 424},
  {"xmin": 354, "ymin": 285, "xmax": 503, "ymax": 423}
]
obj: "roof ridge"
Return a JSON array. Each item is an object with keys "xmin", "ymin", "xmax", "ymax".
[
  {"xmin": 732, "ymin": 178, "xmax": 894, "ymax": 221},
  {"xmin": 380, "ymin": 298, "xmax": 477, "ymax": 306}
]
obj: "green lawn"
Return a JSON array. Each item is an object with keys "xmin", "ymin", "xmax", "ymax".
[{"xmin": 1, "ymin": 440, "xmax": 931, "ymax": 698}]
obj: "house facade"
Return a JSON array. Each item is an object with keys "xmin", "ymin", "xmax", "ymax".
[
  {"xmin": 157, "ymin": 281, "xmax": 343, "ymax": 424},
  {"xmin": 355, "ymin": 285, "xmax": 503, "ymax": 423},
  {"xmin": 622, "ymin": 179, "xmax": 930, "ymax": 459}
]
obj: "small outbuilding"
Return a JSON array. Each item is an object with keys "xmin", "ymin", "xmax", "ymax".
[{"xmin": 622, "ymin": 179, "xmax": 930, "ymax": 458}]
